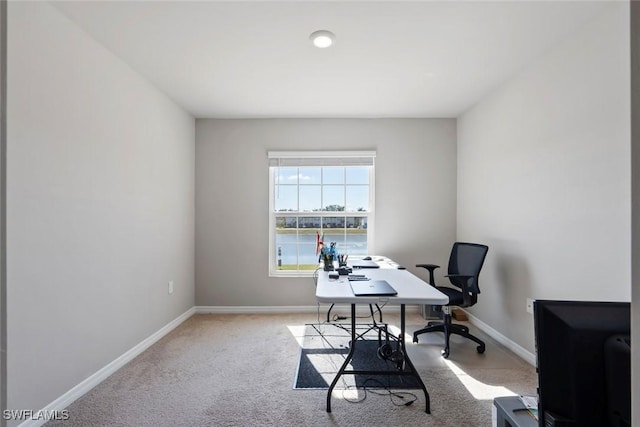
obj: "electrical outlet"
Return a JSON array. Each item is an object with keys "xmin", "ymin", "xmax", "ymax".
[
  {"xmin": 526, "ymin": 298, "xmax": 534, "ymax": 314},
  {"xmin": 168, "ymin": 281, "xmax": 174, "ymax": 295}
]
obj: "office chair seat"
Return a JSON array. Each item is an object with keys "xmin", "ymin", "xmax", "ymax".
[
  {"xmin": 413, "ymin": 242, "xmax": 488, "ymax": 358},
  {"xmin": 433, "ymin": 286, "xmax": 465, "ymax": 306}
]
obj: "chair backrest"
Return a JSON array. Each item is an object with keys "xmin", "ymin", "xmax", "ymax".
[{"xmin": 447, "ymin": 242, "xmax": 488, "ymax": 295}]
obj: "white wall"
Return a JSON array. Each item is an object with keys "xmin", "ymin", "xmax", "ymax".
[
  {"xmin": 7, "ymin": 1, "xmax": 194, "ymax": 418},
  {"xmin": 195, "ymin": 119, "xmax": 456, "ymax": 306},
  {"xmin": 457, "ymin": 3, "xmax": 630, "ymax": 354}
]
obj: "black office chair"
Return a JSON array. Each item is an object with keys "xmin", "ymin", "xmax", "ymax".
[{"xmin": 413, "ymin": 242, "xmax": 489, "ymax": 358}]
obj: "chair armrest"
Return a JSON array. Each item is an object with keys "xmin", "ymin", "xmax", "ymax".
[
  {"xmin": 416, "ymin": 263, "xmax": 440, "ymax": 270},
  {"xmin": 416, "ymin": 264, "xmax": 440, "ymax": 287}
]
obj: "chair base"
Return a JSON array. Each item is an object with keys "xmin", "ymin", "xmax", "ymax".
[{"xmin": 412, "ymin": 315, "xmax": 486, "ymax": 358}]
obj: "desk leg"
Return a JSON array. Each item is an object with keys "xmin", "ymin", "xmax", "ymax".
[
  {"xmin": 326, "ymin": 303, "xmax": 356, "ymax": 413},
  {"xmin": 400, "ymin": 304, "xmax": 431, "ymax": 413},
  {"xmin": 325, "ymin": 304, "xmax": 431, "ymax": 414}
]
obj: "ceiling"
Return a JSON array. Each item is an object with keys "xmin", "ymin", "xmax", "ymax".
[{"xmin": 51, "ymin": 1, "xmax": 610, "ymax": 119}]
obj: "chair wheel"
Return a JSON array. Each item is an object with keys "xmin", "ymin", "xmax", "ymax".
[
  {"xmin": 441, "ymin": 348, "xmax": 450, "ymax": 358},
  {"xmin": 413, "ymin": 336, "xmax": 419, "ymax": 343},
  {"xmin": 477, "ymin": 345, "xmax": 485, "ymax": 354}
]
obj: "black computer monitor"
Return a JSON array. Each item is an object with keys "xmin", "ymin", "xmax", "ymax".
[{"xmin": 533, "ymin": 300, "xmax": 630, "ymax": 427}]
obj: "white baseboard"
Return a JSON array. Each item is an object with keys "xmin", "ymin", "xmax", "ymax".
[
  {"xmin": 462, "ymin": 309, "xmax": 536, "ymax": 366},
  {"xmin": 194, "ymin": 304, "xmax": 422, "ymax": 315},
  {"xmin": 19, "ymin": 307, "xmax": 196, "ymax": 427},
  {"xmin": 195, "ymin": 305, "xmax": 318, "ymax": 314}
]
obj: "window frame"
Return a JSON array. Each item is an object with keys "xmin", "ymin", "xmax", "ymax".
[{"xmin": 268, "ymin": 151, "xmax": 376, "ymax": 277}]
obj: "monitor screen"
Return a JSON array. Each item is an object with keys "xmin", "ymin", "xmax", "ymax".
[{"xmin": 533, "ymin": 300, "xmax": 630, "ymax": 427}]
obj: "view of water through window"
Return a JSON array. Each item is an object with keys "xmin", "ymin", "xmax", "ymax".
[{"xmin": 275, "ymin": 229, "xmax": 367, "ymax": 270}]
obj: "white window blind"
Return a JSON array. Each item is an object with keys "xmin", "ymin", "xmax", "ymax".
[{"xmin": 268, "ymin": 151, "xmax": 376, "ymax": 167}]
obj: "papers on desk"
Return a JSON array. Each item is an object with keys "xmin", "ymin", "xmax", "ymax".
[{"xmin": 518, "ymin": 395, "xmax": 538, "ymax": 420}]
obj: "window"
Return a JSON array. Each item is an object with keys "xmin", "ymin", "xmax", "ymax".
[{"xmin": 268, "ymin": 151, "xmax": 375, "ymax": 276}]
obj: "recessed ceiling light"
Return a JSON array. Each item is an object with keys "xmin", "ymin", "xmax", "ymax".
[{"xmin": 310, "ymin": 30, "xmax": 335, "ymax": 48}]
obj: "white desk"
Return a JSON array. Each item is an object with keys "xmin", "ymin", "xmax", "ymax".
[{"xmin": 315, "ymin": 258, "xmax": 449, "ymax": 413}]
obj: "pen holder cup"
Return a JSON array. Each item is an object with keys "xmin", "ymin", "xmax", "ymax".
[{"xmin": 323, "ymin": 255, "xmax": 334, "ymax": 271}]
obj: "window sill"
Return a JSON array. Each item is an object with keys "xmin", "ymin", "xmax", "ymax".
[{"xmin": 269, "ymin": 268, "xmax": 321, "ymax": 278}]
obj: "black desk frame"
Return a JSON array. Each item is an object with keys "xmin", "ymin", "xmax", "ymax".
[{"xmin": 326, "ymin": 303, "xmax": 431, "ymax": 413}]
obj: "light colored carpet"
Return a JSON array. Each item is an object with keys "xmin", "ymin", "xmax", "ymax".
[{"xmin": 45, "ymin": 311, "xmax": 537, "ymax": 427}]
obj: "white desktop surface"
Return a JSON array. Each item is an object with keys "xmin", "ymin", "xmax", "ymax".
[{"xmin": 315, "ymin": 258, "xmax": 449, "ymax": 306}]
